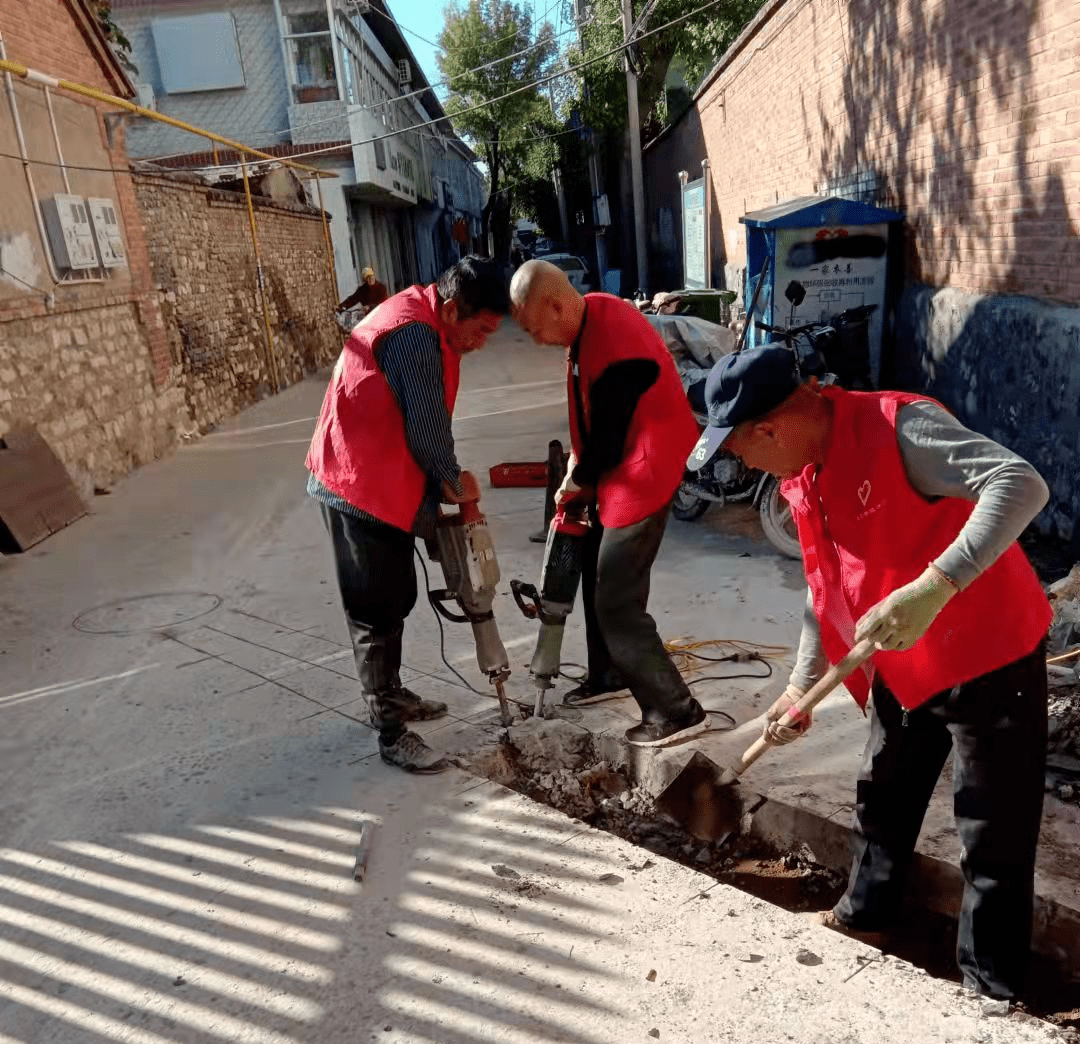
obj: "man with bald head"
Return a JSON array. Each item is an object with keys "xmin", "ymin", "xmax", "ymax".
[{"xmin": 511, "ymin": 260, "xmax": 705, "ymax": 746}]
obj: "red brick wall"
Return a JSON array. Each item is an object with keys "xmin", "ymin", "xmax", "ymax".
[
  {"xmin": 0, "ymin": 0, "xmax": 171, "ymax": 383},
  {"xmin": 0, "ymin": 0, "xmax": 126, "ymax": 94},
  {"xmin": 685, "ymin": 0, "xmax": 1080, "ymax": 304}
]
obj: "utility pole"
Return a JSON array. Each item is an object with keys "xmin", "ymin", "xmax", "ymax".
[
  {"xmin": 574, "ymin": 0, "xmax": 608, "ymax": 291},
  {"xmin": 621, "ymin": 0, "xmax": 648, "ymax": 296}
]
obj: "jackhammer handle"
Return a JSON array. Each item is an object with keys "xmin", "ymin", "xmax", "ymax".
[
  {"xmin": 734, "ymin": 638, "xmax": 876, "ymax": 777},
  {"xmin": 510, "ymin": 579, "xmax": 542, "ymax": 620},
  {"xmin": 427, "ymin": 589, "xmax": 471, "ymax": 624}
]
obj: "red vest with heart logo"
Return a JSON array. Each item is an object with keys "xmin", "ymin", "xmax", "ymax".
[
  {"xmin": 781, "ymin": 388, "xmax": 1051, "ymax": 709},
  {"xmin": 306, "ymin": 284, "xmax": 460, "ymax": 533}
]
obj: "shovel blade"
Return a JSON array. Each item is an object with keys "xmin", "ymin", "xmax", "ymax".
[{"xmin": 654, "ymin": 750, "xmax": 744, "ymax": 841}]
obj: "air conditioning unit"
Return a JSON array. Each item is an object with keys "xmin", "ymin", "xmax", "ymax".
[
  {"xmin": 134, "ymin": 83, "xmax": 157, "ymax": 111},
  {"xmin": 86, "ymin": 198, "xmax": 127, "ymax": 268},
  {"xmin": 397, "ymin": 59, "xmax": 412, "ymax": 86},
  {"xmin": 40, "ymin": 194, "xmax": 100, "ymax": 270}
]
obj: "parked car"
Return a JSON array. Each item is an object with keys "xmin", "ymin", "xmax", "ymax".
[{"xmin": 537, "ymin": 252, "xmax": 594, "ymax": 293}]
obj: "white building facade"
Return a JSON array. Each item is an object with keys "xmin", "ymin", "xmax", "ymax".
[{"xmin": 113, "ymin": 0, "xmax": 486, "ymax": 297}]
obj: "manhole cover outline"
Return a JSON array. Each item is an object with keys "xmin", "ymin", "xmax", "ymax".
[{"xmin": 73, "ymin": 592, "xmax": 223, "ymax": 635}]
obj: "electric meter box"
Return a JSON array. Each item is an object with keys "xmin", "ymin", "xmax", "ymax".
[
  {"xmin": 86, "ymin": 198, "xmax": 127, "ymax": 268},
  {"xmin": 41, "ymin": 194, "xmax": 100, "ymax": 270}
]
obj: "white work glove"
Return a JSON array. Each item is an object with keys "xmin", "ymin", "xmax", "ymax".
[
  {"xmin": 854, "ymin": 565, "xmax": 958, "ymax": 652},
  {"xmin": 763, "ymin": 684, "xmax": 810, "ymax": 745},
  {"xmin": 555, "ymin": 454, "xmax": 582, "ymax": 507}
]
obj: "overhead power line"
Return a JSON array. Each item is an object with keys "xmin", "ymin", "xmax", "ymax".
[
  {"xmin": 253, "ymin": 0, "xmax": 730, "ymax": 166},
  {"xmin": 140, "ymin": 14, "xmax": 584, "ymax": 164}
]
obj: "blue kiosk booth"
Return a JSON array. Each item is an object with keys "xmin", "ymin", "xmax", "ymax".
[{"xmin": 741, "ymin": 196, "xmax": 904, "ymax": 385}]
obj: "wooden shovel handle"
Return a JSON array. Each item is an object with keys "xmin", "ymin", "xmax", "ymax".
[{"xmin": 733, "ymin": 638, "xmax": 877, "ymax": 778}]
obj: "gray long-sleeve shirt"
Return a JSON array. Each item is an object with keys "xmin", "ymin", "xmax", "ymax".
[
  {"xmin": 789, "ymin": 400, "xmax": 1049, "ymax": 690},
  {"xmin": 307, "ymin": 322, "xmax": 462, "ymax": 537}
]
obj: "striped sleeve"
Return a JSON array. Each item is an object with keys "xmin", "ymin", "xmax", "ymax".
[{"xmin": 377, "ymin": 322, "xmax": 463, "ymax": 494}]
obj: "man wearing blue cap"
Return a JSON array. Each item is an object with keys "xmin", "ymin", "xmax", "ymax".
[{"xmin": 694, "ymin": 344, "xmax": 1051, "ymax": 1002}]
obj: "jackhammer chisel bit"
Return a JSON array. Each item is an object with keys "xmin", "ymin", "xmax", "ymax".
[{"xmin": 511, "ymin": 504, "xmax": 589, "ymax": 717}]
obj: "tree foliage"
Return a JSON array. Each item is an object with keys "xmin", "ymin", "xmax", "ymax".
[
  {"xmin": 89, "ymin": 0, "xmax": 138, "ymax": 75},
  {"xmin": 570, "ymin": 0, "xmax": 765, "ymax": 141},
  {"xmin": 438, "ymin": 0, "xmax": 560, "ymax": 260}
]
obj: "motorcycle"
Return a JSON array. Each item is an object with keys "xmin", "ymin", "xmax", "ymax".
[{"xmin": 663, "ymin": 279, "xmax": 876, "ymax": 560}]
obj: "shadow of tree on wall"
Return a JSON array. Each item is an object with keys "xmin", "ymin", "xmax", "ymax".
[
  {"xmin": 642, "ymin": 108, "xmax": 730, "ymax": 294},
  {"xmin": 816, "ymin": 0, "xmax": 1080, "ymax": 541}
]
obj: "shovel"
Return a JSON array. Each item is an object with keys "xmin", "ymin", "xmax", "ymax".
[{"xmin": 655, "ymin": 639, "xmax": 876, "ymax": 840}]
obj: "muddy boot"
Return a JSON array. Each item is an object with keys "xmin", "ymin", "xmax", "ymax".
[
  {"xmin": 397, "ymin": 686, "xmax": 449, "ymax": 722},
  {"xmin": 625, "ymin": 698, "xmax": 708, "ymax": 747},
  {"xmin": 563, "ymin": 671, "xmax": 627, "ymax": 706},
  {"xmin": 381, "ymin": 631, "xmax": 447, "ymax": 721},
  {"xmin": 379, "ymin": 729, "xmax": 449, "ymax": 773}
]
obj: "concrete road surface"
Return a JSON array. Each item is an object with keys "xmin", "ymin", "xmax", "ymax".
[{"xmin": 0, "ymin": 320, "xmax": 1066, "ymax": 1042}]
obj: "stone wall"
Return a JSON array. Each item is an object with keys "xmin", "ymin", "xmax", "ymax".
[
  {"xmin": 896, "ymin": 285, "xmax": 1080, "ymax": 542},
  {"xmin": 0, "ymin": 294, "xmax": 185, "ymax": 498},
  {"xmin": 0, "ymin": 169, "xmax": 340, "ymax": 503},
  {"xmin": 131, "ymin": 174, "xmax": 341, "ymax": 435}
]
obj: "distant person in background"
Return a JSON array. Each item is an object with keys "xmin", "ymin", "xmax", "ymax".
[{"xmin": 336, "ymin": 266, "xmax": 389, "ymax": 317}]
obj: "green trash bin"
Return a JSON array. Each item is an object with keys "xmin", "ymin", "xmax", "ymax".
[{"xmin": 676, "ymin": 289, "xmax": 738, "ymax": 326}]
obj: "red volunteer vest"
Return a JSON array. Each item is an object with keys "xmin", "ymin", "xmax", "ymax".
[
  {"xmin": 781, "ymin": 388, "xmax": 1051, "ymax": 710},
  {"xmin": 569, "ymin": 293, "xmax": 699, "ymax": 528},
  {"xmin": 306, "ymin": 284, "xmax": 460, "ymax": 532}
]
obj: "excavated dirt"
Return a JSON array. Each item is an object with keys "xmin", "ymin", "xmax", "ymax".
[{"xmin": 460, "ymin": 727, "xmax": 1080, "ymax": 1035}]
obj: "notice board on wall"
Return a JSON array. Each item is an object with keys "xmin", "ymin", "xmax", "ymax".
[{"xmin": 682, "ymin": 179, "xmax": 707, "ymax": 290}]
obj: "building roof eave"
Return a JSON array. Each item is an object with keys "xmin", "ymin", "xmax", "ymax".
[{"xmin": 69, "ymin": 0, "xmax": 137, "ymax": 98}]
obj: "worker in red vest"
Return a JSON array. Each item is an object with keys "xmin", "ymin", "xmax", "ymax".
[
  {"xmin": 695, "ymin": 343, "xmax": 1052, "ymax": 1001},
  {"xmin": 307, "ymin": 257, "xmax": 508, "ymax": 773},
  {"xmin": 510, "ymin": 260, "xmax": 706, "ymax": 747}
]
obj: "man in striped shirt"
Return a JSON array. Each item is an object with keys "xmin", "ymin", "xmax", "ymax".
[{"xmin": 307, "ymin": 257, "xmax": 509, "ymax": 773}]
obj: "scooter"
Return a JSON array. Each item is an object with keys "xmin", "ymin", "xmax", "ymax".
[{"xmin": 671, "ymin": 280, "xmax": 876, "ymax": 560}]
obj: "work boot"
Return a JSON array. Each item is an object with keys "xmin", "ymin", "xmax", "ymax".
[
  {"xmin": 624, "ymin": 699, "xmax": 707, "ymax": 747},
  {"xmin": 563, "ymin": 672, "xmax": 627, "ymax": 706},
  {"xmin": 379, "ymin": 730, "xmax": 450, "ymax": 773},
  {"xmin": 397, "ymin": 686, "xmax": 449, "ymax": 722},
  {"xmin": 812, "ymin": 909, "xmax": 888, "ymax": 948}
]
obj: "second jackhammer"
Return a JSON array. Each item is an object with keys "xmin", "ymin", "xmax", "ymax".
[
  {"xmin": 511, "ymin": 503, "xmax": 590, "ymax": 717},
  {"xmin": 428, "ymin": 488, "xmax": 513, "ymax": 726}
]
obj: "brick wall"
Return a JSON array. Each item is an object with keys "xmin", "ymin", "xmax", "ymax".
[
  {"xmin": 0, "ymin": 0, "xmax": 130, "ymax": 96},
  {"xmin": 131, "ymin": 173, "xmax": 340, "ymax": 432},
  {"xmin": 645, "ymin": 0, "xmax": 1080, "ymax": 542},
  {"xmin": 649, "ymin": 0, "xmax": 1080, "ymax": 303}
]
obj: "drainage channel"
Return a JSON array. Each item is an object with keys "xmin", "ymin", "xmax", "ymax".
[{"xmin": 455, "ymin": 716, "xmax": 1080, "ymax": 1038}]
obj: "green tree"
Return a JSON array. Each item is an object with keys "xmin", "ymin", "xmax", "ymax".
[
  {"xmin": 438, "ymin": 0, "xmax": 559, "ymax": 260},
  {"xmin": 571, "ymin": 0, "xmax": 764, "ymax": 140},
  {"xmin": 89, "ymin": 0, "xmax": 138, "ymax": 75}
]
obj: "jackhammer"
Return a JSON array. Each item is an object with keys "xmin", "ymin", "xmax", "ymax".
[
  {"xmin": 511, "ymin": 502, "xmax": 590, "ymax": 717},
  {"xmin": 428, "ymin": 488, "xmax": 513, "ymax": 726}
]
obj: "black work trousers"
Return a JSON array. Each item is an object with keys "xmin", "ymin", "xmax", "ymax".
[
  {"xmin": 834, "ymin": 641, "xmax": 1048, "ymax": 1000},
  {"xmin": 581, "ymin": 502, "xmax": 695, "ymax": 722},
  {"xmin": 319, "ymin": 502, "xmax": 417, "ymax": 742}
]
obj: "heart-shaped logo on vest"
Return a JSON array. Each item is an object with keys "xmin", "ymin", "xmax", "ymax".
[{"xmin": 858, "ymin": 480, "xmax": 871, "ymax": 506}]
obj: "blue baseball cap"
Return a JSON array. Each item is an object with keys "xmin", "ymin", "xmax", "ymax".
[{"xmin": 687, "ymin": 344, "xmax": 802, "ymax": 471}]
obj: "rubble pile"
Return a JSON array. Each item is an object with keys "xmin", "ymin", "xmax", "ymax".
[
  {"xmin": 1046, "ymin": 563, "xmax": 1080, "ymax": 804},
  {"xmin": 458, "ymin": 715, "xmax": 844, "ymax": 910},
  {"xmin": 1047, "ymin": 564, "xmax": 1080, "ymax": 655}
]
